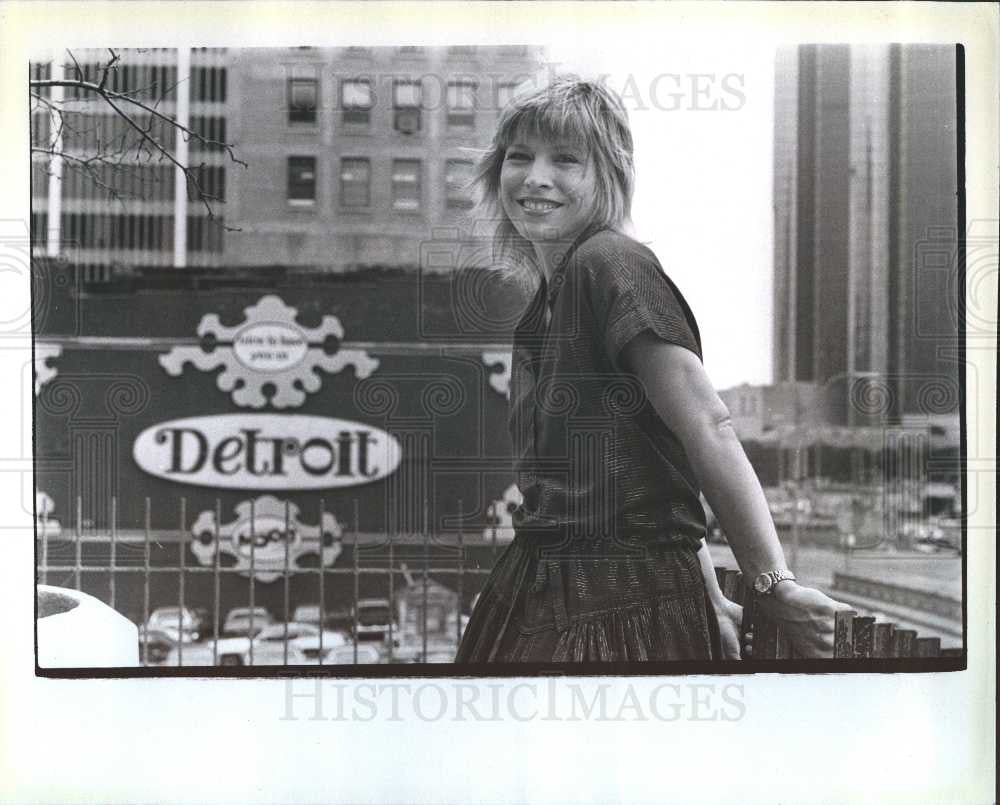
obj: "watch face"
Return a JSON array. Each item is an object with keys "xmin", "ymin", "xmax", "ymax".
[{"xmin": 754, "ymin": 575, "xmax": 770, "ymax": 594}]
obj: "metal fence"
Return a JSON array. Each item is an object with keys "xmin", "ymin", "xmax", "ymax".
[
  {"xmin": 37, "ymin": 495, "xmax": 496, "ymax": 667},
  {"xmin": 36, "ymin": 494, "xmax": 962, "ymax": 667}
]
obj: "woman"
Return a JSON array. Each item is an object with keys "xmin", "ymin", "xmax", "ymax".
[{"xmin": 456, "ymin": 76, "xmax": 849, "ymax": 664}]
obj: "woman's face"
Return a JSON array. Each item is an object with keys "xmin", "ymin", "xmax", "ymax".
[{"xmin": 499, "ymin": 132, "xmax": 598, "ymax": 247}]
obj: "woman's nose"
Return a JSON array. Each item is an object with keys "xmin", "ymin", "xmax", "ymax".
[{"xmin": 524, "ymin": 158, "xmax": 554, "ymax": 189}]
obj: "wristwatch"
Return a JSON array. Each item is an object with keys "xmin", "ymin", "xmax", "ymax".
[{"xmin": 753, "ymin": 569, "xmax": 797, "ymax": 596}]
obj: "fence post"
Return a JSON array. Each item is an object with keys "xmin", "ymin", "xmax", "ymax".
[
  {"xmin": 873, "ymin": 623, "xmax": 896, "ymax": 658},
  {"xmin": 387, "ymin": 539, "xmax": 395, "ymax": 664},
  {"xmin": 852, "ymin": 616, "xmax": 875, "ymax": 658},
  {"xmin": 249, "ymin": 497, "xmax": 256, "ymax": 666},
  {"xmin": 75, "ymin": 495, "xmax": 82, "ymax": 591},
  {"xmin": 834, "ymin": 610, "xmax": 857, "ymax": 658},
  {"xmin": 213, "ymin": 498, "xmax": 221, "ymax": 666},
  {"xmin": 893, "ymin": 629, "xmax": 916, "ymax": 658},
  {"xmin": 109, "ymin": 496, "xmax": 117, "ymax": 610},
  {"xmin": 352, "ymin": 498, "xmax": 359, "ymax": 665},
  {"xmin": 40, "ymin": 507, "xmax": 49, "ymax": 586},
  {"xmin": 318, "ymin": 498, "xmax": 325, "ymax": 667},
  {"xmin": 283, "ymin": 499, "xmax": 291, "ymax": 666},
  {"xmin": 457, "ymin": 500, "xmax": 464, "ymax": 648},
  {"xmin": 422, "ymin": 499, "xmax": 429, "ymax": 664},
  {"xmin": 142, "ymin": 497, "xmax": 150, "ymax": 666},
  {"xmin": 178, "ymin": 496, "xmax": 186, "ymax": 667},
  {"xmin": 914, "ymin": 637, "xmax": 941, "ymax": 657}
]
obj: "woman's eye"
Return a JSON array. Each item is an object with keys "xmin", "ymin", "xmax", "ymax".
[
  {"xmin": 505, "ymin": 151, "xmax": 529, "ymax": 161},
  {"xmin": 556, "ymin": 154, "xmax": 580, "ymax": 163}
]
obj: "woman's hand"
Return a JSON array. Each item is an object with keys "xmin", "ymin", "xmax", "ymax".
[
  {"xmin": 712, "ymin": 597, "xmax": 751, "ymax": 660},
  {"xmin": 755, "ymin": 581, "xmax": 853, "ymax": 658}
]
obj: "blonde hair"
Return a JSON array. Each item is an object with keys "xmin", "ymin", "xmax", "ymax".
[{"xmin": 469, "ymin": 75, "xmax": 636, "ymax": 289}]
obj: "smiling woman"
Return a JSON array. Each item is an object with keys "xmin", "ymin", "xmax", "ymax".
[{"xmin": 455, "ymin": 75, "xmax": 850, "ymax": 665}]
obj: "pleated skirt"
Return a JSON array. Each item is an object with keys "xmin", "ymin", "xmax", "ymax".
[{"xmin": 456, "ymin": 531, "xmax": 722, "ymax": 664}]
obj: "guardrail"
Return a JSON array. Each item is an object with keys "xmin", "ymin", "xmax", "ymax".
[{"xmin": 715, "ymin": 567, "xmax": 962, "ymax": 659}]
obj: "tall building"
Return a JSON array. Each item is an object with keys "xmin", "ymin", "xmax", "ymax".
[
  {"xmin": 30, "ymin": 46, "xmax": 543, "ymax": 273},
  {"xmin": 226, "ymin": 46, "xmax": 541, "ymax": 268},
  {"xmin": 772, "ymin": 44, "xmax": 960, "ymax": 425},
  {"xmin": 30, "ymin": 48, "xmax": 230, "ymax": 277}
]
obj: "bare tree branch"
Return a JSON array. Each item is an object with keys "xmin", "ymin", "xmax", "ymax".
[{"xmin": 30, "ymin": 48, "xmax": 245, "ymax": 233}]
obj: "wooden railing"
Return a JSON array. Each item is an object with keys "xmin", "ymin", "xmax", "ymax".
[{"xmin": 714, "ymin": 567, "xmax": 962, "ymax": 659}]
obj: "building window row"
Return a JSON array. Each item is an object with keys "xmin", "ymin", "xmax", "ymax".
[
  {"xmin": 287, "ymin": 76, "xmax": 520, "ymax": 132},
  {"xmin": 32, "ymin": 162, "xmax": 223, "ymax": 205},
  {"xmin": 191, "ymin": 66, "xmax": 227, "ymax": 103},
  {"xmin": 62, "ymin": 212, "xmax": 171, "ymax": 251},
  {"xmin": 30, "ymin": 59, "xmax": 223, "ymax": 104},
  {"xmin": 58, "ymin": 109, "xmax": 177, "ymax": 153},
  {"xmin": 189, "ymin": 115, "xmax": 228, "ymax": 152},
  {"xmin": 55, "ymin": 211, "xmax": 223, "ymax": 253},
  {"xmin": 340, "ymin": 45, "xmax": 528, "ymax": 59},
  {"xmin": 286, "ymin": 156, "xmax": 475, "ymax": 211}
]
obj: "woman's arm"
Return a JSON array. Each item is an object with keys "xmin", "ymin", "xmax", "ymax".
[{"xmin": 621, "ymin": 331, "xmax": 851, "ymax": 658}]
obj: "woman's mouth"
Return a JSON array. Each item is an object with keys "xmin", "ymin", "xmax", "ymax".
[{"xmin": 518, "ymin": 198, "xmax": 563, "ymax": 213}]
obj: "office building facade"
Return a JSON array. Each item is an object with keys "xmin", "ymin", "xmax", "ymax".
[
  {"xmin": 772, "ymin": 44, "xmax": 960, "ymax": 425},
  {"xmin": 30, "ymin": 46, "xmax": 543, "ymax": 273}
]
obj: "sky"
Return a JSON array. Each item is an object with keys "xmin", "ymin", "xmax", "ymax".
[{"xmin": 545, "ymin": 42, "xmax": 777, "ymax": 391}]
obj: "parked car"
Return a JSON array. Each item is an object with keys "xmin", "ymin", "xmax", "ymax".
[
  {"xmin": 222, "ymin": 606, "xmax": 273, "ymax": 637},
  {"xmin": 291, "ymin": 604, "xmax": 322, "ymax": 626},
  {"xmin": 351, "ymin": 598, "xmax": 398, "ymax": 643},
  {"xmin": 137, "ymin": 626, "xmax": 180, "ymax": 666},
  {"xmin": 317, "ymin": 643, "xmax": 383, "ymax": 665},
  {"xmin": 144, "ymin": 606, "xmax": 200, "ymax": 643},
  {"xmin": 323, "ymin": 606, "xmax": 354, "ymax": 633},
  {"xmin": 166, "ymin": 622, "xmax": 348, "ymax": 667},
  {"xmin": 392, "ymin": 632, "xmax": 459, "ymax": 664}
]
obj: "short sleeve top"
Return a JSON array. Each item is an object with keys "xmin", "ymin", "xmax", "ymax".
[{"xmin": 508, "ymin": 227, "xmax": 707, "ymax": 552}]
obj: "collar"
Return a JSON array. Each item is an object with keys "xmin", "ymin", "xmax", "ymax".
[{"xmin": 514, "ymin": 224, "xmax": 607, "ymax": 336}]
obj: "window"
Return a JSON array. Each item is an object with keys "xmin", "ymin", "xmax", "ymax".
[
  {"xmin": 497, "ymin": 82, "xmax": 521, "ymax": 110},
  {"xmin": 191, "ymin": 67, "xmax": 227, "ymax": 102},
  {"xmin": 340, "ymin": 158, "xmax": 370, "ymax": 207},
  {"xmin": 287, "ymin": 156, "xmax": 317, "ymax": 205},
  {"xmin": 288, "ymin": 75, "xmax": 318, "ymax": 124},
  {"xmin": 446, "ymin": 81, "xmax": 477, "ymax": 130},
  {"xmin": 499, "ymin": 45, "xmax": 529, "ymax": 59},
  {"xmin": 341, "ymin": 79, "xmax": 373, "ymax": 126},
  {"xmin": 345, "ymin": 47, "xmax": 372, "ymax": 58},
  {"xmin": 396, "ymin": 46, "xmax": 424, "ymax": 56},
  {"xmin": 447, "ymin": 46, "xmax": 477, "ymax": 57},
  {"xmin": 445, "ymin": 159, "xmax": 474, "ymax": 210},
  {"xmin": 190, "ymin": 116, "xmax": 226, "ymax": 153},
  {"xmin": 393, "ymin": 80, "xmax": 422, "ymax": 134},
  {"xmin": 391, "ymin": 159, "xmax": 421, "ymax": 211}
]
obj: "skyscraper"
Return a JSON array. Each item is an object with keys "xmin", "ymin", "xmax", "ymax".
[{"xmin": 772, "ymin": 44, "xmax": 960, "ymax": 425}]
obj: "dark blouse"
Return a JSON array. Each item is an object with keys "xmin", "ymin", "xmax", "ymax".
[{"xmin": 508, "ymin": 227, "xmax": 707, "ymax": 554}]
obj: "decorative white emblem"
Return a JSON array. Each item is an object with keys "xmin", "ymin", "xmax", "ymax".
[
  {"xmin": 483, "ymin": 483, "xmax": 523, "ymax": 543},
  {"xmin": 190, "ymin": 494, "xmax": 343, "ymax": 582},
  {"xmin": 34, "ymin": 343, "xmax": 62, "ymax": 396},
  {"xmin": 35, "ymin": 491, "xmax": 62, "ymax": 538},
  {"xmin": 482, "ymin": 351, "xmax": 513, "ymax": 398},
  {"xmin": 159, "ymin": 295, "xmax": 379, "ymax": 409}
]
